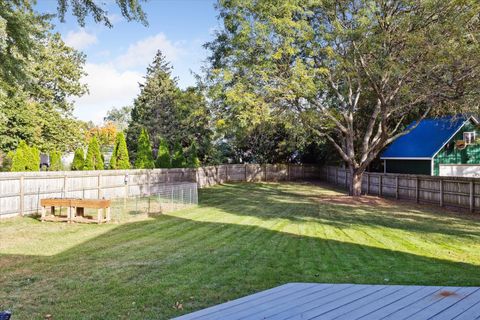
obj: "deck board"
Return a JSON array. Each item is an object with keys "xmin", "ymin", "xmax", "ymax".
[{"xmin": 174, "ymin": 283, "xmax": 480, "ymax": 320}]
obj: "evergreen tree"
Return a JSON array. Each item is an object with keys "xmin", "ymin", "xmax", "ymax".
[
  {"xmin": 126, "ymin": 51, "xmax": 180, "ymax": 163},
  {"xmin": 11, "ymin": 141, "xmax": 40, "ymax": 171},
  {"xmin": 49, "ymin": 150, "xmax": 63, "ymax": 171},
  {"xmin": 155, "ymin": 138, "xmax": 171, "ymax": 168},
  {"xmin": 134, "ymin": 129, "xmax": 154, "ymax": 169},
  {"xmin": 187, "ymin": 142, "xmax": 201, "ymax": 168},
  {"xmin": 110, "ymin": 132, "xmax": 130, "ymax": 169},
  {"xmin": 71, "ymin": 148, "xmax": 84, "ymax": 170},
  {"xmin": 171, "ymin": 141, "xmax": 186, "ymax": 168},
  {"xmin": 84, "ymin": 136, "xmax": 104, "ymax": 170}
]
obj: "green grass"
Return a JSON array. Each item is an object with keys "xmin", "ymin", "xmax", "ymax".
[{"xmin": 1, "ymin": 182, "xmax": 480, "ymax": 319}]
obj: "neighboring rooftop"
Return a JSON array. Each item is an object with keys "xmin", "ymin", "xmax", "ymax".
[{"xmin": 381, "ymin": 115, "xmax": 477, "ymax": 159}]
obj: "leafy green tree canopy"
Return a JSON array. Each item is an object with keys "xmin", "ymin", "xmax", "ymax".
[{"xmin": 206, "ymin": 0, "xmax": 480, "ymax": 195}]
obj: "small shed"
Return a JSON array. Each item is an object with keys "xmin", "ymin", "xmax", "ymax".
[{"xmin": 380, "ymin": 115, "xmax": 480, "ymax": 176}]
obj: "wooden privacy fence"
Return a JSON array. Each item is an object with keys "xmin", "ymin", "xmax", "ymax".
[
  {"xmin": 0, "ymin": 164, "xmax": 320, "ymax": 217},
  {"xmin": 321, "ymin": 166, "xmax": 480, "ymax": 213}
]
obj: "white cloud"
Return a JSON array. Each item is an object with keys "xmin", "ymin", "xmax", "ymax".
[
  {"xmin": 115, "ymin": 33, "xmax": 186, "ymax": 69},
  {"xmin": 73, "ymin": 63, "xmax": 143, "ymax": 124},
  {"xmin": 71, "ymin": 32, "xmax": 199, "ymax": 123},
  {"xmin": 64, "ymin": 29, "xmax": 98, "ymax": 50}
]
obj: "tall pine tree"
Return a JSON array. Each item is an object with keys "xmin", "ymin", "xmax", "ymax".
[
  {"xmin": 84, "ymin": 136, "xmax": 103, "ymax": 170},
  {"xmin": 110, "ymin": 132, "xmax": 130, "ymax": 169},
  {"xmin": 126, "ymin": 51, "xmax": 179, "ymax": 163},
  {"xmin": 135, "ymin": 128, "xmax": 154, "ymax": 169}
]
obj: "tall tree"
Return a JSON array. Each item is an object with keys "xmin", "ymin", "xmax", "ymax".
[
  {"xmin": 84, "ymin": 136, "xmax": 103, "ymax": 170},
  {"xmin": 110, "ymin": 132, "xmax": 130, "ymax": 169},
  {"xmin": 104, "ymin": 106, "xmax": 132, "ymax": 132},
  {"xmin": 126, "ymin": 52, "xmax": 214, "ymax": 164},
  {"xmin": 0, "ymin": 15, "xmax": 87, "ymax": 153},
  {"xmin": 206, "ymin": 0, "xmax": 480, "ymax": 195},
  {"xmin": 126, "ymin": 51, "xmax": 179, "ymax": 162},
  {"xmin": 71, "ymin": 147, "xmax": 84, "ymax": 171},
  {"xmin": 134, "ymin": 128, "xmax": 154, "ymax": 169}
]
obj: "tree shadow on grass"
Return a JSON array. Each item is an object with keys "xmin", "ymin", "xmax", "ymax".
[
  {"xmin": 1, "ymin": 213, "xmax": 480, "ymax": 319},
  {"xmin": 199, "ymin": 182, "xmax": 480, "ymax": 240}
]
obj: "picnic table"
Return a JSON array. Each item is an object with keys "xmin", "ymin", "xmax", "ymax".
[{"xmin": 40, "ymin": 198, "xmax": 111, "ymax": 224}]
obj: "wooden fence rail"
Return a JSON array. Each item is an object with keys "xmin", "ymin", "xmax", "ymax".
[
  {"xmin": 321, "ymin": 166, "xmax": 480, "ymax": 213},
  {"xmin": 0, "ymin": 164, "xmax": 320, "ymax": 218}
]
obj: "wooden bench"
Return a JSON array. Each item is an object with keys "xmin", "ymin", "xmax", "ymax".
[{"xmin": 40, "ymin": 198, "xmax": 111, "ymax": 224}]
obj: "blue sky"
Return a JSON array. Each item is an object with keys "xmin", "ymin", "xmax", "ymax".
[{"xmin": 36, "ymin": 0, "xmax": 219, "ymax": 123}]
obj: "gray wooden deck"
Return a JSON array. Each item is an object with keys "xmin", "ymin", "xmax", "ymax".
[{"xmin": 174, "ymin": 283, "xmax": 480, "ymax": 320}]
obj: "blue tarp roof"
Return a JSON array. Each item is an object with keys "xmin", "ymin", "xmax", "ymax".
[{"xmin": 381, "ymin": 116, "xmax": 471, "ymax": 159}]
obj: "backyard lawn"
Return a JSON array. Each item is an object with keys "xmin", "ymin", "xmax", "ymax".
[{"xmin": 1, "ymin": 182, "xmax": 480, "ymax": 319}]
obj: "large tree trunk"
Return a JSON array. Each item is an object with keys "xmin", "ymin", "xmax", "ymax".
[{"xmin": 349, "ymin": 167, "xmax": 364, "ymax": 196}]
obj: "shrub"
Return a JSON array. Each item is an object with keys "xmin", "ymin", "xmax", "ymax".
[
  {"xmin": 187, "ymin": 142, "xmax": 201, "ymax": 168},
  {"xmin": 171, "ymin": 141, "xmax": 186, "ymax": 168},
  {"xmin": 49, "ymin": 150, "xmax": 63, "ymax": 171},
  {"xmin": 110, "ymin": 132, "xmax": 130, "ymax": 169},
  {"xmin": 71, "ymin": 148, "xmax": 85, "ymax": 171},
  {"xmin": 134, "ymin": 128, "xmax": 155, "ymax": 169},
  {"xmin": 84, "ymin": 136, "xmax": 104, "ymax": 170},
  {"xmin": 11, "ymin": 141, "xmax": 40, "ymax": 171},
  {"xmin": 155, "ymin": 138, "xmax": 171, "ymax": 168}
]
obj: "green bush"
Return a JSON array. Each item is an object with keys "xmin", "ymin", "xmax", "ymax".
[
  {"xmin": 135, "ymin": 129, "xmax": 155, "ymax": 169},
  {"xmin": 110, "ymin": 132, "xmax": 130, "ymax": 169},
  {"xmin": 11, "ymin": 141, "xmax": 40, "ymax": 172},
  {"xmin": 171, "ymin": 141, "xmax": 186, "ymax": 168},
  {"xmin": 49, "ymin": 150, "xmax": 63, "ymax": 171},
  {"xmin": 71, "ymin": 148, "xmax": 85, "ymax": 171},
  {"xmin": 155, "ymin": 138, "xmax": 171, "ymax": 168},
  {"xmin": 84, "ymin": 137, "xmax": 104, "ymax": 170}
]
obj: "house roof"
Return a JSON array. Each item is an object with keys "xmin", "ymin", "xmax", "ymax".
[{"xmin": 380, "ymin": 115, "xmax": 477, "ymax": 159}]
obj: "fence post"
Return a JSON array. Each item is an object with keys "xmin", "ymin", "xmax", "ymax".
[
  {"xmin": 395, "ymin": 176, "xmax": 399, "ymax": 199},
  {"xmin": 63, "ymin": 174, "xmax": 68, "ymax": 198},
  {"xmin": 439, "ymin": 179, "xmax": 444, "ymax": 207},
  {"xmin": 244, "ymin": 164, "xmax": 248, "ymax": 182},
  {"xmin": 19, "ymin": 175, "xmax": 24, "ymax": 216},
  {"xmin": 147, "ymin": 170, "xmax": 151, "ymax": 196},
  {"xmin": 265, "ymin": 164, "xmax": 268, "ymax": 182},
  {"xmin": 335, "ymin": 167, "xmax": 339, "ymax": 185},
  {"xmin": 415, "ymin": 177, "xmax": 420, "ymax": 203},
  {"xmin": 366, "ymin": 173, "xmax": 370, "ymax": 195},
  {"xmin": 470, "ymin": 181, "xmax": 474, "ymax": 213},
  {"xmin": 98, "ymin": 173, "xmax": 102, "ymax": 199},
  {"xmin": 344, "ymin": 169, "xmax": 348, "ymax": 189},
  {"xmin": 287, "ymin": 164, "xmax": 291, "ymax": 181},
  {"xmin": 379, "ymin": 175, "xmax": 383, "ymax": 197}
]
